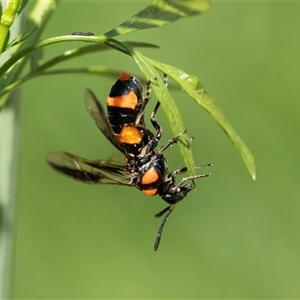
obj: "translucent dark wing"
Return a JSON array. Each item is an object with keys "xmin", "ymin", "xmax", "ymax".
[
  {"xmin": 84, "ymin": 88, "xmax": 124, "ymax": 153},
  {"xmin": 46, "ymin": 151, "xmax": 133, "ymax": 186}
]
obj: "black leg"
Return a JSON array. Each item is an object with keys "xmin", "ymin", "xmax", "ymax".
[
  {"xmin": 156, "ymin": 129, "xmax": 187, "ymax": 156},
  {"xmin": 174, "ymin": 172, "xmax": 211, "ymax": 190},
  {"xmin": 135, "ymin": 78, "xmax": 155, "ymax": 127}
]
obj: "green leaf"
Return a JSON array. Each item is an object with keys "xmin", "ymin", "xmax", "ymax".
[
  {"xmin": 104, "ymin": 39, "xmax": 255, "ymax": 179},
  {"xmin": 148, "ymin": 60, "xmax": 256, "ymax": 180},
  {"xmin": 0, "ymin": 3, "xmax": 2, "ymax": 21},
  {"xmin": 17, "ymin": 0, "xmax": 29, "ymax": 15},
  {"xmin": 42, "ymin": 66, "xmax": 122, "ymax": 78},
  {"xmin": 104, "ymin": 0, "xmax": 211, "ymax": 38},
  {"xmin": 0, "ymin": 41, "xmax": 158, "ymax": 101},
  {"xmin": 104, "ymin": 39, "xmax": 197, "ymax": 176},
  {"xmin": 33, "ymin": 41, "xmax": 158, "ymax": 74},
  {"xmin": 5, "ymin": 26, "xmax": 39, "ymax": 50},
  {"xmin": 0, "ymin": 0, "xmax": 58, "ymax": 109}
]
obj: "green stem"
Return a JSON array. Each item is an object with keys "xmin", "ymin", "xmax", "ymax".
[
  {"xmin": 0, "ymin": 90, "xmax": 20, "ymax": 299},
  {"xmin": 0, "ymin": 3, "xmax": 22, "ymax": 298},
  {"xmin": 0, "ymin": 41, "xmax": 158, "ymax": 100},
  {"xmin": 0, "ymin": 0, "xmax": 21, "ymax": 54},
  {"xmin": 0, "ymin": 35, "xmax": 107, "ymax": 79},
  {"xmin": 0, "ymin": 1, "xmax": 59, "ymax": 298}
]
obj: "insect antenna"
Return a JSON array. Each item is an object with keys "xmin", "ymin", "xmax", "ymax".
[
  {"xmin": 153, "ymin": 204, "xmax": 175, "ymax": 251},
  {"xmin": 155, "ymin": 205, "xmax": 170, "ymax": 218}
]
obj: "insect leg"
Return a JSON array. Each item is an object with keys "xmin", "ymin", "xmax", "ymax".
[
  {"xmin": 135, "ymin": 78, "xmax": 156, "ymax": 127},
  {"xmin": 174, "ymin": 170, "xmax": 212, "ymax": 190},
  {"xmin": 156, "ymin": 129, "xmax": 187, "ymax": 156}
]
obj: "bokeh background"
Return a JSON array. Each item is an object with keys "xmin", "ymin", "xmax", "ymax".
[{"xmin": 12, "ymin": 1, "xmax": 300, "ymax": 298}]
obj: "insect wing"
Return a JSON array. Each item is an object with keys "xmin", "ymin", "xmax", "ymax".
[
  {"xmin": 46, "ymin": 151, "xmax": 133, "ymax": 186},
  {"xmin": 84, "ymin": 89, "xmax": 124, "ymax": 153}
]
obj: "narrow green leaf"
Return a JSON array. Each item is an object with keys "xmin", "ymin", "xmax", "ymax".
[
  {"xmin": 5, "ymin": 26, "xmax": 39, "ymax": 50},
  {"xmin": 104, "ymin": 0, "xmax": 211, "ymax": 38},
  {"xmin": 0, "ymin": 3, "xmax": 3, "ymax": 21},
  {"xmin": 148, "ymin": 60, "xmax": 256, "ymax": 180},
  {"xmin": 0, "ymin": 0, "xmax": 58, "ymax": 109},
  {"xmin": 104, "ymin": 39, "xmax": 197, "ymax": 176},
  {"xmin": 32, "ymin": 41, "xmax": 158, "ymax": 74},
  {"xmin": 0, "ymin": 41, "xmax": 158, "ymax": 101},
  {"xmin": 103, "ymin": 39, "xmax": 255, "ymax": 179},
  {"xmin": 42, "ymin": 66, "xmax": 121, "ymax": 77},
  {"xmin": 17, "ymin": 0, "xmax": 29, "ymax": 15}
]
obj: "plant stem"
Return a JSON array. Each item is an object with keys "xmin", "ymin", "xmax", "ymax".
[
  {"xmin": 0, "ymin": 90, "xmax": 20, "ymax": 299},
  {"xmin": 0, "ymin": 1, "xmax": 22, "ymax": 298},
  {"xmin": 0, "ymin": 0, "xmax": 21, "ymax": 54}
]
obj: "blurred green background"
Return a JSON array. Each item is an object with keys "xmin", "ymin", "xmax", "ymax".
[{"xmin": 12, "ymin": 1, "xmax": 300, "ymax": 298}]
